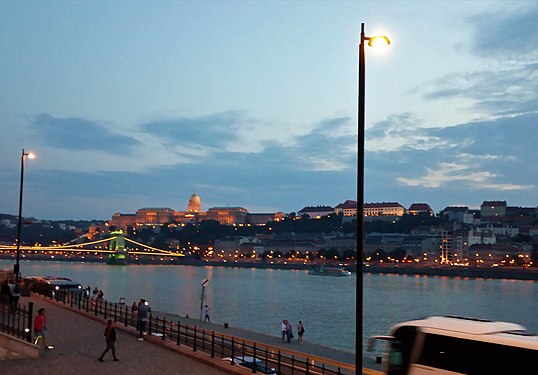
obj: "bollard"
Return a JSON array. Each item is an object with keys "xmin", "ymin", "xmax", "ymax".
[
  {"xmin": 177, "ymin": 320, "xmax": 181, "ymax": 346},
  {"xmin": 193, "ymin": 326, "xmax": 197, "ymax": 352},
  {"xmin": 211, "ymin": 331, "xmax": 215, "ymax": 358},
  {"xmin": 27, "ymin": 301, "xmax": 34, "ymax": 343},
  {"xmin": 252, "ymin": 343, "xmax": 257, "ymax": 373}
]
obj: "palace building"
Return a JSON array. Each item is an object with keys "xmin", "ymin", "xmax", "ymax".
[{"xmin": 109, "ymin": 193, "xmax": 283, "ymax": 230}]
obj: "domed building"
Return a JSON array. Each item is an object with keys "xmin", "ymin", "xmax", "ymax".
[
  {"xmin": 109, "ymin": 193, "xmax": 283, "ymax": 231},
  {"xmin": 188, "ymin": 193, "xmax": 201, "ymax": 212}
]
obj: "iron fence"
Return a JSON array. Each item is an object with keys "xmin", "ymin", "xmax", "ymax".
[{"xmin": 0, "ymin": 300, "xmax": 33, "ymax": 343}]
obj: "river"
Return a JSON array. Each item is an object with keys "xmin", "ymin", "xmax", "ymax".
[{"xmin": 2, "ymin": 260, "xmax": 537, "ymax": 353}]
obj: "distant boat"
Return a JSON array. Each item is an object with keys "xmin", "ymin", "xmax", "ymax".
[{"xmin": 308, "ymin": 266, "xmax": 351, "ymax": 277}]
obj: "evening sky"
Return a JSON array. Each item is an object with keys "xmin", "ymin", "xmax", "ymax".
[{"xmin": 1, "ymin": 1, "xmax": 536, "ymax": 220}]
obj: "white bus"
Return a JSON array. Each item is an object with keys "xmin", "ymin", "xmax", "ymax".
[{"xmin": 368, "ymin": 316, "xmax": 538, "ymax": 375}]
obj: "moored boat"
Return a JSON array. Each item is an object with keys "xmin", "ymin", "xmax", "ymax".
[{"xmin": 308, "ymin": 266, "xmax": 351, "ymax": 276}]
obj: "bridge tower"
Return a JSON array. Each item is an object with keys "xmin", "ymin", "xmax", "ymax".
[{"xmin": 108, "ymin": 230, "xmax": 128, "ymax": 265}]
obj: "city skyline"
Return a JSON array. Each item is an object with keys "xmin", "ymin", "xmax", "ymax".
[{"xmin": 1, "ymin": 1, "xmax": 537, "ymax": 220}]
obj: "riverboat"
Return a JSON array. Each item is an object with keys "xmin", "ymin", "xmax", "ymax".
[
  {"xmin": 367, "ymin": 315, "xmax": 538, "ymax": 374},
  {"xmin": 308, "ymin": 266, "xmax": 351, "ymax": 277}
]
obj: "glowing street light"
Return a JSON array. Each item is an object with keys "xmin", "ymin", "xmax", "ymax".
[
  {"xmin": 356, "ymin": 23, "xmax": 390, "ymax": 373},
  {"xmin": 14, "ymin": 149, "xmax": 36, "ymax": 282}
]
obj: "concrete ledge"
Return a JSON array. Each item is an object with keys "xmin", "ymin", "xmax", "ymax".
[{"xmin": 0, "ymin": 332, "xmax": 39, "ymax": 361}]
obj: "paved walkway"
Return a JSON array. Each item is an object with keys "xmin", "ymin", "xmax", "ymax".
[{"xmin": 1, "ymin": 296, "xmax": 234, "ymax": 375}]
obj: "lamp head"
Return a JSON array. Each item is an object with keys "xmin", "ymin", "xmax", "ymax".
[
  {"xmin": 367, "ymin": 35, "xmax": 390, "ymax": 48},
  {"xmin": 26, "ymin": 152, "xmax": 36, "ymax": 160}
]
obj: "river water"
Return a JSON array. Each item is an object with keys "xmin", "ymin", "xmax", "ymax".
[{"xmin": 2, "ymin": 260, "xmax": 537, "ymax": 353}]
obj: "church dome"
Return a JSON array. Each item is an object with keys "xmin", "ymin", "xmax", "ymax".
[{"xmin": 188, "ymin": 193, "xmax": 201, "ymax": 212}]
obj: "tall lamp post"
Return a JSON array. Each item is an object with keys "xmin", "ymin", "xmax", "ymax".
[
  {"xmin": 14, "ymin": 149, "xmax": 36, "ymax": 282},
  {"xmin": 356, "ymin": 23, "xmax": 390, "ymax": 373}
]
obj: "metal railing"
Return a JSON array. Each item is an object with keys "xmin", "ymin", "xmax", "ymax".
[
  {"xmin": 0, "ymin": 300, "xmax": 33, "ymax": 343},
  {"xmin": 29, "ymin": 279, "xmax": 354, "ymax": 375}
]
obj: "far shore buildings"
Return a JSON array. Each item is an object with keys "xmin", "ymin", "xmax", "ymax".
[
  {"xmin": 107, "ymin": 196, "xmax": 536, "ymax": 264},
  {"xmin": 110, "ymin": 193, "xmax": 285, "ymax": 231},
  {"xmin": 111, "ymin": 197, "xmax": 441, "ymax": 231}
]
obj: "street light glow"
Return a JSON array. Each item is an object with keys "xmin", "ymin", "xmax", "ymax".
[
  {"xmin": 367, "ymin": 35, "xmax": 390, "ymax": 48},
  {"xmin": 26, "ymin": 152, "xmax": 36, "ymax": 159}
]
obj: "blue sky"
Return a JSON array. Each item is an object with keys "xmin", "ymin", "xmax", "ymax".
[{"xmin": 1, "ymin": 1, "xmax": 536, "ymax": 220}]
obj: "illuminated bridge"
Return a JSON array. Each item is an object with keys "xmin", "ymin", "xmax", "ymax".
[{"xmin": 0, "ymin": 230, "xmax": 184, "ymax": 265}]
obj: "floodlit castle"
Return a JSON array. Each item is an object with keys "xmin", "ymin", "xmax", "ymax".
[{"xmin": 109, "ymin": 193, "xmax": 284, "ymax": 231}]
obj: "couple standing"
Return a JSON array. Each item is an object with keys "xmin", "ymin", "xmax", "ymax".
[{"xmin": 281, "ymin": 320, "xmax": 305, "ymax": 343}]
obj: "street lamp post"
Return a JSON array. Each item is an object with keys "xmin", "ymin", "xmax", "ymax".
[
  {"xmin": 356, "ymin": 23, "xmax": 389, "ymax": 373},
  {"xmin": 14, "ymin": 149, "xmax": 36, "ymax": 282}
]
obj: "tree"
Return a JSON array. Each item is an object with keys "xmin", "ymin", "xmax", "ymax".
[
  {"xmin": 342, "ymin": 249, "xmax": 356, "ymax": 260},
  {"xmin": 326, "ymin": 247, "xmax": 340, "ymax": 260}
]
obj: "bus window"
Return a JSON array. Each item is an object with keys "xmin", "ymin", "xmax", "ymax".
[
  {"xmin": 387, "ymin": 326, "xmax": 417, "ymax": 375},
  {"xmin": 417, "ymin": 334, "xmax": 537, "ymax": 374}
]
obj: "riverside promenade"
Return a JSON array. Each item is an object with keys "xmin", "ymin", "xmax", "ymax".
[
  {"xmin": 2, "ymin": 294, "xmax": 367, "ymax": 375},
  {"xmin": 1, "ymin": 295, "xmax": 239, "ymax": 375}
]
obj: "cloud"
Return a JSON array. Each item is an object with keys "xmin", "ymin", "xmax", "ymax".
[
  {"xmin": 397, "ymin": 162, "xmax": 532, "ymax": 190},
  {"xmin": 423, "ymin": 63, "xmax": 538, "ymax": 117},
  {"xmin": 33, "ymin": 114, "xmax": 140, "ymax": 152},
  {"xmin": 367, "ymin": 113, "xmax": 454, "ymax": 152},
  {"xmin": 141, "ymin": 111, "xmax": 289, "ymax": 153},
  {"xmin": 468, "ymin": 5, "xmax": 538, "ymax": 61},
  {"xmin": 415, "ymin": 6, "xmax": 538, "ymax": 121},
  {"xmin": 290, "ymin": 116, "xmax": 356, "ymax": 171},
  {"xmin": 365, "ymin": 112, "xmax": 537, "ymax": 206},
  {"xmin": 142, "ymin": 112, "xmax": 240, "ymax": 149}
]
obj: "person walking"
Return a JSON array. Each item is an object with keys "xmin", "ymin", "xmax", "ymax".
[
  {"xmin": 98, "ymin": 320, "xmax": 119, "ymax": 362},
  {"xmin": 297, "ymin": 321, "xmax": 305, "ymax": 344},
  {"xmin": 34, "ymin": 308, "xmax": 53, "ymax": 350},
  {"xmin": 137, "ymin": 299, "xmax": 151, "ymax": 341},
  {"xmin": 202, "ymin": 304, "xmax": 211, "ymax": 322},
  {"xmin": 281, "ymin": 320, "xmax": 287, "ymax": 342}
]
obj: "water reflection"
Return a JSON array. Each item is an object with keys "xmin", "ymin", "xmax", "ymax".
[{"xmin": 3, "ymin": 260, "xmax": 536, "ymax": 352}]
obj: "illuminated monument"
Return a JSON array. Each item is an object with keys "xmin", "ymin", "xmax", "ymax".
[
  {"xmin": 188, "ymin": 193, "xmax": 201, "ymax": 212},
  {"xmin": 109, "ymin": 193, "xmax": 278, "ymax": 231},
  {"xmin": 108, "ymin": 230, "xmax": 127, "ymax": 265}
]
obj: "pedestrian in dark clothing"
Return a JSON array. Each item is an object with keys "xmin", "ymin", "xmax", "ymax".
[
  {"xmin": 1, "ymin": 280, "xmax": 11, "ymax": 305},
  {"xmin": 98, "ymin": 320, "xmax": 119, "ymax": 362},
  {"xmin": 137, "ymin": 299, "xmax": 151, "ymax": 341},
  {"xmin": 297, "ymin": 321, "xmax": 305, "ymax": 344}
]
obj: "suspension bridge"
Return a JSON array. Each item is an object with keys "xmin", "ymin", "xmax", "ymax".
[{"xmin": 0, "ymin": 230, "xmax": 184, "ymax": 265}]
